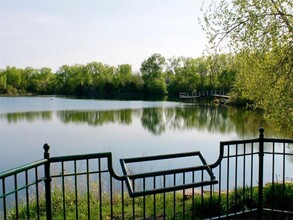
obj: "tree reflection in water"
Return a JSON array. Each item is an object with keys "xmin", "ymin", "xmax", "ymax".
[{"xmin": 0, "ymin": 105, "xmax": 283, "ymax": 138}]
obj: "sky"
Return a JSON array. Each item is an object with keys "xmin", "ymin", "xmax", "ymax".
[{"xmin": 0, "ymin": 0, "xmax": 207, "ymax": 72}]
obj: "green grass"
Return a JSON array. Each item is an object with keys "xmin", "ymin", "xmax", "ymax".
[{"xmin": 6, "ymin": 182, "xmax": 293, "ymax": 219}]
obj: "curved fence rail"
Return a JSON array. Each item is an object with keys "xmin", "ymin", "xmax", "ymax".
[{"xmin": 1, "ymin": 128, "xmax": 293, "ymax": 219}]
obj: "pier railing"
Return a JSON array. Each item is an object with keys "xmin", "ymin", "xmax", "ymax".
[
  {"xmin": 1, "ymin": 128, "xmax": 293, "ymax": 219},
  {"xmin": 179, "ymin": 90, "xmax": 229, "ymax": 99}
]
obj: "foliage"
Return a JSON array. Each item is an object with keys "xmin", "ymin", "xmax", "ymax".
[
  {"xmin": 263, "ymin": 182, "xmax": 293, "ymax": 211},
  {"xmin": 202, "ymin": 0, "xmax": 292, "ymax": 52},
  {"xmin": 8, "ymin": 183, "xmax": 293, "ymax": 219},
  {"xmin": 140, "ymin": 53, "xmax": 167, "ymax": 95},
  {"xmin": 232, "ymin": 51, "xmax": 293, "ymax": 134},
  {"xmin": 167, "ymin": 57, "xmax": 201, "ymax": 94},
  {"xmin": 201, "ymin": 0, "xmax": 293, "ymax": 134},
  {"xmin": 228, "ymin": 186, "xmax": 258, "ymax": 213},
  {"xmin": 0, "ymin": 53, "xmax": 236, "ymax": 98}
]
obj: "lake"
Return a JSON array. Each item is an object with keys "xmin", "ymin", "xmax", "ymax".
[{"xmin": 0, "ymin": 96, "xmax": 285, "ymax": 175}]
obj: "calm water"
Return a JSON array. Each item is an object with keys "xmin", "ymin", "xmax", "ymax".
[{"xmin": 0, "ymin": 96, "xmax": 285, "ymax": 174}]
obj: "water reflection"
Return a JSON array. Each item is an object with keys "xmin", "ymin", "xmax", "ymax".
[
  {"xmin": 58, "ymin": 109, "xmax": 134, "ymax": 126},
  {"xmin": 0, "ymin": 105, "xmax": 279, "ymax": 137},
  {"xmin": 141, "ymin": 108, "xmax": 165, "ymax": 135},
  {"xmin": 0, "ymin": 111, "xmax": 52, "ymax": 123}
]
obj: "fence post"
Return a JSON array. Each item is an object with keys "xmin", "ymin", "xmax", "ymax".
[
  {"xmin": 258, "ymin": 128, "xmax": 264, "ymax": 219},
  {"xmin": 44, "ymin": 143, "xmax": 52, "ymax": 220}
]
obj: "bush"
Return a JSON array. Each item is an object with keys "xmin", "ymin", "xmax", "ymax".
[{"xmin": 263, "ymin": 182, "xmax": 293, "ymax": 211}]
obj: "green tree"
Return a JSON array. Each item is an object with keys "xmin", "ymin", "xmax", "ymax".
[
  {"xmin": 0, "ymin": 71, "xmax": 7, "ymax": 93},
  {"xmin": 26, "ymin": 67, "xmax": 55, "ymax": 94},
  {"xmin": 22, "ymin": 67, "xmax": 38, "ymax": 93},
  {"xmin": 165, "ymin": 56, "xmax": 185, "ymax": 94},
  {"xmin": 55, "ymin": 64, "xmax": 96, "ymax": 95},
  {"xmin": 202, "ymin": 0, "xmax": 293, "ymax": 134},
  {"xmin": 5, "ymin": 67, "xmax": 22, "ymax": 92},
  {"xmin": 196, "ymin": 57, "xmax": 209, "ymax": 90},
  {"xmin": 38, "ymin": 68, "xmax": 55, "ymax": 94},
  {"xmin": 140, "ymin": 53, "xmax": 167, "ymax": 95},
  {"xmin": 167, "ymin": 57, "xmax": 201, "ymax": 94},
  {"xmin": 206, "ymin": 54, "xmax": 237, "ymax": 90},
  {"xmin": 74, "ymin": 64, "xmax": 93, "ymax": 96},
  {"xmin": 128, "ymin": 73, "xmax": 144, "ymax": 93},
  {"xmin": 114, "ymin": 64, "xmax": 132, "ymax": 93},
  {"xmin": 55, "ymin": 65, "xmax": 76, "ymax": 95},
  {"xmin": 85, "ymin": 62, "xmax": 114, "ymax": 95}
]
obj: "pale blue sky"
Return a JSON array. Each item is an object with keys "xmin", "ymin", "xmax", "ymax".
[{"xmin": 0, "ymin": 0, "xmax": 207, "ymax": 71}]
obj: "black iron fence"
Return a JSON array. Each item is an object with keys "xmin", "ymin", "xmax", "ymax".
[{"xmin": 1, "ymin": 128, "xmax": 293, "ymax": 219}]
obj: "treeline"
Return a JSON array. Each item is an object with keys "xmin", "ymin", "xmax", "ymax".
[{"xmin": 0, "ymin": 53, "xmax": 236, "ymax": 97}]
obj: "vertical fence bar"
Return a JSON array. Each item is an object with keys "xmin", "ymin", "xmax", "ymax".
[
  {"xmin": 132, "ymin": 179, "xmax": 135, "ymax": 220},
  {"xmin": 35, "ymin": 167, "xmax": 40, "ymax": 220},
  {"xmin": 110, "ymin": 175, "xmax": 113, "ymax": 219},
  {"xmin": 209, "ymin": 182, "xmax": 213, "ymax": 218},
  {"xmin": 218, "ymin": 164, "xmax": 222, "ymax": 218},
  {"xmin": 234, "ymin": 144, "xmax": 238, "ymax": 216},
  {"xmin": 183, "ymin": 172, "xmax": 185, "ymax": 220},
  {"xmin": 153, "ymin": 176, "xmax": 156, "ymax": 219},
  {"xmin": 61, "ymin": 161, "xmax": 66, "ymax": 220},
  {"xmin": 226, "ymin": 145, "xmax": 230, "ymax": 217},
  {"xmin": 14, "ymin": 174, "xmax": 19, "ymax": 219},
  {"xmin": 173, "ymin": 174, "xmax": 176, "ymax": 218},
  {"xmin": 201, "ymin": 170, "xmax": 204, "ymax": 214},
  {"xmin": 2, "ymin": 178, "xmax": 7, "ymax": 220},
  {"xmin": 74, "ymin": 160, "xmax": 78, "ymax": 220},
  {"xmin": 163, "ymin": 175, "xmax": 166, "ymax": 220},
  {"xmin": 143, "ymin": 177, "xmax": 146, "ymax": 220},
  {"xmin": 282, "ymin": 142, "xmax": 286, "ymax": 217},
  {"xmin": 43, "ymin": 143, "xmax": 52, "ymax": 220},
  {"xmin": 25, "ymin": 170, "xmax": 30, "ymax": 220},
  {"xmin": 192, "ymin": 171, "xmax": 195, "ymax": 218},
  {"xmin": 86, "ymin": 159, "xmax": 90, "ymax": 219},
  {"xmin": 121, "ymin": 181, "xmax": 125, "ymax": 220},
  {"xmin": 271, "ymin": 142, "xmax": 275, "ymax": 212},
  {"xmin": 258, "ymin": 128, "xmax": 264, "ymax": 219},
  {"xmin": 98, "ymin": 158, "xmax": 102, "ymax": 220},
  {"xmin": 242, "ymin": 143, "xmax": 246, "ymax": 215},
  {"xmin": 251, "ymin": 142, "xmax": 254, "ymax": 213}
]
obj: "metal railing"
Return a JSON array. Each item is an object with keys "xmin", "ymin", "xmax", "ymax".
[
  {"xmin": 1, "ymin": 128, "xmax": 293, "ymax": 219},
  {"xmin": 179, "ymin": 90, "xmax": 228, "ymax": 98}
]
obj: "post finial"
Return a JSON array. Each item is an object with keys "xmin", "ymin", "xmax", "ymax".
[
  {"xmin": 43, "ymin": 143, "xmax": 50, "ymax": 152},
  {"xmin": 259, "ymin": 127, "xmax": 264, "ymax": 138},
  {"xmin": 259, "ymin": 127, "xmax": 264, "ymax": 134}
]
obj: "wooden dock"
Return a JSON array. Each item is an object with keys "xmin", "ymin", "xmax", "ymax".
[
  {"xmin": 212, "ymin": 94, "xmax": 230, "ymax": 99},
  {"xmin": 179, "ymin": 91, "xmax": 230, "ymax": 103},
  {"xmin": 179, "ymin": 92, "xmax": 200, "ymax": 99}
]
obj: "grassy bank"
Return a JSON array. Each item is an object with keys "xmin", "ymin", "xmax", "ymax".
[{"xmin": 7, "ymin": 182, "xmax": 293, "ymax": 219}]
